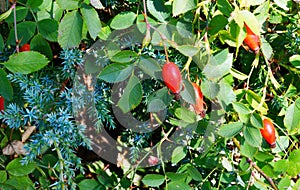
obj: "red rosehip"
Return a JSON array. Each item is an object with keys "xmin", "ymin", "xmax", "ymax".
[
  {"xmin": 260, "ymin": 118, "xmax": 276, "ymax": 148},
  {"xmin": 243, "ymin": 23, "xmax": 260, "ymax": 54},
  {"xmin": 162, "ymin": 62, "xmax": 182, "ymax": 94},
  {"xmin": 0, "ymin": 96, "xmax": 4, "ymax": 112},
  {"xmin": 20, "ymin": 44, "xmax": 30, "ymax": 52},
  {"xmin": 191, "ymin": 82, "xmax": 205, "ymax": 117}
]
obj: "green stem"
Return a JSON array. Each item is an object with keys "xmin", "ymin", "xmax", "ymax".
[
  {"xmin": 54, "ymin": 141, "xmax": 65, "ymax": 190},
  {"xmin": 13, "ymin": 2, "xmax": 18, "ymax": 52}
]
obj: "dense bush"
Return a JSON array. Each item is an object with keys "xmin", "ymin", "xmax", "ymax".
[{"xmin": 0, "ymin": 0, "xmax": 299, "ymax": 189}]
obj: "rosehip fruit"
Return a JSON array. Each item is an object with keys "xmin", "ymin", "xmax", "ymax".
[
  {"xmin": 191, "ymin": 82, "xmax": 205, "ymax": 117},
  {"xmin": 162, "ymin": 62, "xmax": 182, "ymax": 94},
  {"xmin": 0, "ymin": 96, "xmax": 4, "ymax": 112},
  {"xmin": 260, "ymin": 118, "xmax": 276, "ymax": 148},
  {"xmin": 20, "ymin": 44, "xmax": 30, "ymax": 52},
  {"xmin": 243, "ymin": 23, "xmax": 260, "ymax": 54}
]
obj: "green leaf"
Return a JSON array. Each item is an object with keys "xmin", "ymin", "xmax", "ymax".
[
  {"xmin": 288, "ymin": 150, "xmax": 300, "ymax": 177},
  {"xmin": 26, "ymin": 0, "xmax": 43, "ymax": 8},
  {"xmin": 222, "ymin": 157, "xmax": 234, "ymax": 172},
  {"xmin": 0, "ymin": 7, "xmax": 13, "ymax": 22},
  {"xmin": 0, "ymin": 35, "xmax": 4, "ymax": 52},
  {"xmin": 7, "ymin": 21, "xmax": 36, "ymax": 46},
  {"xmin": 192, "ymin": 45, "xmax": 210, "ymax": 70},
  {"xmin": 180, "ymin": 79, "xmax": 196, "ymax": 105},
  {"xmin": 284, "ymin": 84, "xmax": 297, "ymax": 98},
  {"xmin": 120, "ymin": 178, "xmax": 131, "ymax": 189},
  {"xmin": 218, "ymin": 122, "xmax": 243, "ymax": 138},
  {"xmin": 230, "ymin": 68, "xmax": 248, "ymax": 80},
  {"xmin": 187, "ymin": 166, "xmax": 202, "ymax": 181},
  {"xmin": 111, "ymin": 50, "xmax": 138, "ymax": 63},
  {"xmin": 240, "ymin": 141, "xmax": 258, "ymax": 159},
  {"xmin": 37, "ymin": 19, "xmax": 59, "ymax": 42},
  {"xmin": 78, "ymin": 179, "xmax": 101, "ymax": 189},
  {"xmin": 81, "ymin": 4, "xmax": 101, "ymax": 40},
  {"xmin": 171, "ymin": 146, "xmax": 187, "ymax": 164},
  {"xmin": 136, "ymin": 14, "xmax": 157, "ymax": 33},
  {"xmin": 96, "ymin": 170, "xmax": 115, "ymax": 187},
  {"xmin": 217, "ymin": 0, "xmax": 234, "ymax": 17},
  {"xmin": 261, "ymin": 37, "xmax": 273, "ymax": 60},
  {"xmin": 274, "ymin": 0, "xmax": 289, "ymax": 11},
  {"xmin": 5, "ymin": 176, "xmax": 34, "ymax": 189},
  {"xmin": 232, "ymin": 102, "xmax": 251, "ymax": 115},
  {"xmin": 243, "ymin": 125, "xmax": 262, "ymax": 148},
  {"xmin": 138, "ymin": 55, "xmax": 162, "ymax": 79},
  {"xmin": 58, "ymin": 10, "xmax": 83, "ymax": 48},
  {"xmin": 98, "ymin": 25, "xmax": 111, "ymax": 40},
  {"xmin": 239, "ymin": 157, "xmax": 250, "ymax": 172},
  {"xmin": 175, "ymin": 107, "xmax": 197, "ymax": 123},
  {"xmin": 278, "ymin": 176, "xmax": 291, "ymax": 190},
  {"xmin": 272, "ymin": 136, "xmax": 289, "ymax": 154},
  {"xmin": 117, "ymin": 75, "xmax": 143, "ymax": 113},
  {"xmin": 3, "ymin": 51, "xmax": 49, "ymax": 74},
  {"xmin": 208, "ymin": 14, "xmax": 228, "ymax": 35},
  {"xmin": 5, "ymin": 7, "xmax": 28, "ymax": 23},
  {"xmin": 56, "ymin": 0, "xmax": 79, "ymax": 10},
  {"xmin": 30, "ymin": 34, "xmax": 53, "ymax": 60},
  {"xmin": 201, "ymin": 80, "xmax": 220, "ymax": 99},
  {"xmin": 110, "ymin": 12, "xmax": 136, "ymax": 30},
  {"xmin": 147, "ymin": 0, "xmax": 170, "ymax": 22},
  {"xmin": 176, "ymin": 19, "xmax": 193, "ymax": 38},
  {"xmin": 240, "ymin": 0, "xmax": 264, "ymax": 7},
  {"xmin": 151, "ymin": 24, "xmax": 174, "ymax": 46},
  {"xmin": 245, "ymin": 90, "xmax": 268, "ymax": 114},
  {"xmin": 203, "ymin": 49, "xmax": 233, "ymax": 79},
  {"xmin": 0, "ymin": 69, "xmax": 13, "ymax": 100},
  {"xmin": 168, "ymin": 181, "xmax": 191, "ymax": 190},
  {"xmin": 147, "ymin": 87, "xmax": 172, "ymax": 112},
  {"xmin": 290, "ymin": 54, "xmax": 300, "ymax": 69},
  {"xmin": 217, "ymin": 80, "xmax": 236, "ymax": 108},
  {"xmin": 0, "ymin": 170, "xmax": 7, "ymax": 183},
  {"xmin": 284, "ymin": 98, "xmax": 300, "ymax": 134},
  {"xmin": 254, "ymin": 151, "xmax": 274, "ymax": 162},
  {"xmin": 237, "ymin": 10, "xmax": 260, "ymax": 35},
  {"xmin": 166, "ymin": 172, "xmax": 188, "ymax": 182},
  {"xmin": 98, "ymin": 63, "xmax": 133, "ymax": 83},
  {"xmin": 37, "ymin": 1, "xmax": 63, "ymax": 21},
  {"xmin": 250, "ymin": 113, "xmax": 263, "ymax": 129},
  {"xmin": 142, "ymin": 174, "xmax": 165, "ymax": 187},
  {"xmin": 219, "ymin": 31, "xmax": 235, "ymax": 47},
  {"xmin": 172, "ymin": 0, "xmax": 196, "ymax": 17},
  {"xmin": 6, "ymin": 158, "xmax": 36, "ymax": 176},
  {"xmin": 176, "ymin": 45, "xmax": 199, "ymax": 57}
]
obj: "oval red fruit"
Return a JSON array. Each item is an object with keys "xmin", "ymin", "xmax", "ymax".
[
  {"xmin": 260, "ymin": 118, "xmax": 276, "ymax": 148},
  {"xmin": 162, "ymin": 62, "xmax": 182, "ymax": 94},
  {"xmin": 0, "ymin": 96, "xmax": 4, "ymax": 112},
  {"xmin": 191, "ymin": 82, "xmax": 205, "ymax": 117},
  {"xmin": 20, "ymin": 44, "xmax": 30, "ymax": 52},
  {"xmin": 243, "ymin": 23, "xmax": 260, "ymax": 54}
]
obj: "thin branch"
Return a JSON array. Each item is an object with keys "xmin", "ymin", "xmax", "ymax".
[
  {"xmin": 233, "ymin": 138, "xmax": 278, "ymax": 190},
  {"xmin": 12, "ymin": 2, "xmax": 19, "ymax": 52},
  {"xmin": 247, "ymin": 158, "xmax": 278, "ymax": 190}
]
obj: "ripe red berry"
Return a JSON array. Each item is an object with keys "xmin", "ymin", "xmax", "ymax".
[
  {"xmin": 260, "ymin": 118, "xmax": 276, "ymax": 148},
  {"xmin": 162, "ymin": 62, "xmax": 182, "ymax": 94},
  {"xmin": 191, "ymin": 82, "xmax": 205, "ymax": 117},
  {"xmin": 19, "ymin": 44, "xmax": 30, "ymax": 52},
  {"xmin": 243, "ymin": 23, "xmax": 260, "ymax": 54},
  {"xmin": 0, "ymin": 96, "xmax": 4, "ymax": 112}
]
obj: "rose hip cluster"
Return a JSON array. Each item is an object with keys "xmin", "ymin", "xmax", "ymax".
[{"xmin": 162, "ymin": 61, "xmax": 205, "ymax": 117}]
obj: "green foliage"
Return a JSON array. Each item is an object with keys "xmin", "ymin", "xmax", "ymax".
[{"xmin": 0, "ymin": 0, "xmax": 299, "ymax": 189}]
